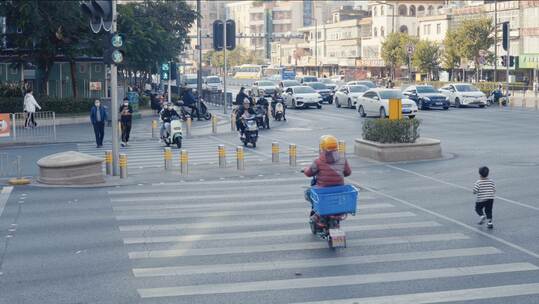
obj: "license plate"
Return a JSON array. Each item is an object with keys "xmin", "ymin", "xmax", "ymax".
[
  {"xmin": 329, "ymin": 229, "xmax": 346, "ymax": 248},
  {"xmin": 403, "ymin": 109, "xmax": 411, "ymax": 113},
  {"xmin": 435, "ymin": 102, "xmax": 442, "ymax": 105}
]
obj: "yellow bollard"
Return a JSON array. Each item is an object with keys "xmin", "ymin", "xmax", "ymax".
[
  {"xmin": 212, "ymin": 115, "xmax": 218, "ymax": 134},
  {"xmin": 272, "ymin": 142, "xmax": 280, "ymax": 163},
  {"xmin": 180, "ymin": 149, "xmax": 188, "ymax": 175},
  {"xmin": 218, "ymin": 144, "xmax": 226, "ymax": 168},
  {"xmin": 164, "ymin": 147, "xmax": 172, "ymax": 170},
  {"xmin": 151, "ymin": 120, "xmax": 158, "ymax": 138},
  {"xmin": 118, "ymin": 121, "xmax": 122, "ymax": 138},
  {"xmin": 231, "ymin": 113, "xmax": 236, "ymax": 132},
  {"xmin": 388, "ymin": 99, "xmax": 402, "ymax": 120},
  {"xmin": 338, "ymin": 140, "xmax": 346, "ymax": 158},
  {"xmin": 105, "ymin": 150, "xmax": 113, "ymax": 176},
  {"xmin": 186, "ymin": 117, "xmax": 192, "ymax": 137},
  {"xmin": 119, "ymin": 153, "xmax": 128, "ymax": 178},
  {"xmin": 236, "ymin": 146, "xmax": 244, "ymax": 170},
  {"xmin": 289, "ymin": 144, "xmax": 297, "ymax": 167}
]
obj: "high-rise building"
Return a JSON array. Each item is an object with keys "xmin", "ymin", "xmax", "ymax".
[{"xmin": 187, "ymin": 0, "xmax": 227, "ymax": 53}]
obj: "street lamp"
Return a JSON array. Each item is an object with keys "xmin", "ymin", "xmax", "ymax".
[{"xmin": 304, "ymin": 16, "xmax": 318, "ymax": 77}]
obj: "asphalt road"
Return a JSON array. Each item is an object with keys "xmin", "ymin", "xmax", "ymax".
[{"xmin": 1, "ymin": 102, "xmax": 539, "ymax": 303}]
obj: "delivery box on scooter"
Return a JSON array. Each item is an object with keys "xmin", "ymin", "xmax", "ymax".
[{"xmin": 311, "ymin": 185, "xmax": 358, "ymax": 216}]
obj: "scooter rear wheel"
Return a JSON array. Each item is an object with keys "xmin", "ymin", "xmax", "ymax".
[{"xmin": 309, "ymin": 220, "xmax": 317, "ymax": 235}]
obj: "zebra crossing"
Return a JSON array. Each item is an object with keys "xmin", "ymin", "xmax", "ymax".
[{"xmin": 108, "ymin": 174, "xmax": 539, "ymax": 304}]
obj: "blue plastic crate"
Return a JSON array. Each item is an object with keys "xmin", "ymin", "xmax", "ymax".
[{"xmin": 311, "ymin": 185, "xmax": 359, "ymax": 216}]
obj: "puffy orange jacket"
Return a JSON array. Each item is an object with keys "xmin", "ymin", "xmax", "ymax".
[{"xmin": 303, "ymin": 150, "xmax": 351, "ymax": 187}]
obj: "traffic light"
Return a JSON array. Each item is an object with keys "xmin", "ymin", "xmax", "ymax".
[
  {"xmin": 502, "ymin": 22, "xmax": 509, "ymax": 51},
  {"xmin": 81, "ymin": 0, "xmax": 113, "ymax": 33},
  {"xmin": 103, "ymin": 32, "xmax": 125, "ymax": 64},
  {"xmin": 225, "ymin": 20, "xmax": 236, "ymax": 50},
  {"xmin": 170, "ymin": 62, "xmax": 178, "ymax": 80},
  {"xmin": 501, "ymin": 55, "xmax": 507, "ymax": 67},
  {"xmin": 161, "ymin": 63, "xmax": 170, "ymax": 81},
  {"xmin": 213, "ymin": 20, "xmax": 224, "ymax": 51},
  {"xmin": 509, "ymin": 56, "xmax": 517, "ymax": 67}
]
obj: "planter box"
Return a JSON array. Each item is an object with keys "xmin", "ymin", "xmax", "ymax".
[
  {"xmin": 355, "ymin": 137, "xmax": 442, "ymax": 162},
  {"xmin": 37, "ymin": 151, "xmax": 105, "ymax": 185}
]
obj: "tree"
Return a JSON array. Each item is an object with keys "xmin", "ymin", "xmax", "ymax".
[
  {"xmin": 412, "ymin": 40, "xmax": 440, "ymax": 81},
  {"xmin": 442, "ymin": 30, "xmax": 461, "ymax": 81},
  {"xmin": 203, "ymin": 46, "xmax": 265, "ymax": 73},
  {"xmin": 381, "ymin": 32, "xmax": 417, "ymax": 79},
  {"xmin": 455, "ymin": 17, "xmax": 494, "ymax": 81}
]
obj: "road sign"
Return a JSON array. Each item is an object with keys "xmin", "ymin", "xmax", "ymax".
[
  {"xmin": 0, "ymin": 113, "xmax": 10, "ymax": 137},
  {"xmin": 161, "ymin": 63, "xmax": 169, "ymax": 80},
  {"xmin": 479, "ymin": 56, "xmax": 486, "ymax": 65},
  {"xmin": 406, "ymin": 44, "xmax": 414, "ymax": 55}
]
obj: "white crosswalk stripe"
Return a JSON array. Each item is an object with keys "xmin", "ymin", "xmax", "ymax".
[{"xmin": 108, "ymin": 174, "xmax": 539, "ymax": 303}]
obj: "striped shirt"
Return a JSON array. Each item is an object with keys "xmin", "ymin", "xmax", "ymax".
[{"xmin": 473, "ymin": 178, "xmax": 496, "ymax": 202}]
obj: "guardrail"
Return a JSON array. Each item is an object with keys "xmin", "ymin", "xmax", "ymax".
[{"xmin": 6, "ymin": 111, "xmax": 57, "ymax": 142}]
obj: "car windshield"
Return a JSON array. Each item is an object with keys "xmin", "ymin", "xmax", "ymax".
[
  {"xmin": 308, "ymin": 83, "xmax": 327, "ymax": 89},
  {"xmin": 416, "ymin": 86, "xmax": 438, "ymax": 93},
  {"xmin": 320, "ymin": 79, "xmax": 333, "ymax": 84},
  {"xmin": 379, "ymin": 90, "xmax": 402, "ymax": 99},
  {"xmin": 258, "ymin": 81, "xmax": 275, "ymax": 86},
  {"xmin": 455, "ymin": 84, "xmax": 479, "ymax": 92},
  {"xmin": 185, "ymin": 78, "xmax": 197, "ymax": 85},
  {"xmin": 358, "ymin": 81, "xmax": 376, "ymax": 88},
  {"xmin": 206, "ymin": 77, "xmax": 220, "ymax": 83},
  {"xmin": 303, "ymin": 77, "xmax": 318, "ymax": 82},
  {"xmin": 283, "ymin": 81, "xmax": 300, "ymax": 87},
  {"xmin": 294, "ymin": 87, "xmax": 315, "ymax": 94},
  {"xmin": 350, "ymin": 85, "xmax": 368, "ymax": 93}
]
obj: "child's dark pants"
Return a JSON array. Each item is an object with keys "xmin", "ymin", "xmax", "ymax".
[{"xmin": 475, "ymin": 199, "xmax": 494, "ymax": 220}]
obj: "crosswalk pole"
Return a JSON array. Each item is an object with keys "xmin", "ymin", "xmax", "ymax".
[
  {"xmin": 289, "ymin": 143, "xmax": 297, "ymax": 167},
  {"xmin": 272, "ymin": 142, "xmax": 279, "ymax": 163},
  {"xmin": 218, "ymin": 144, "xmax": 226, "ymax": 168},
  {"xmin": 236, "ymin": 146, "xmax": 244, "ymax": 170},
  {"xmin": 231, "ymin": 113, "xmax": 236, "ymax": 132},
  {"xmin": 164, "ymin": 147, "xmax": 172, "ymax": 170},
  {"xmin": 338, "ymin": 140, "xmax": 346, "ymax": 158},
  {"xmin": 180, "ymin": 149, "xmax": 188, "ymax": 175},
  {"xmin": 105, "ymin": 150, "xmax": 113, "ymax": 176},
  {"xmin": 186, "ymin": 117, "xmax": 192, "ymax": 137},
  {"xmin": 119, "ymin": 153, "xmax": 127, "ymax": 179},
  {"xmin": 151, "ymin": 120, "xmax": 157, "ymax": 139},
  {"xmin": 212, "ymin": 115, "xmax": 218, "ymax": 134}
]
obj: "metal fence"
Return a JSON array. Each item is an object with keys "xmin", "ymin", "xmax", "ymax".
[
  {"xmin": 203, "ymin": 91, "xmax": 233, "ymax": 107},
  {"xmin": 0, "ymin": 153, "xmax": 22, "ymax": 178},
  {"xmin": 10, "ymin": 111, "xmax": 57, "ymax": 142}
]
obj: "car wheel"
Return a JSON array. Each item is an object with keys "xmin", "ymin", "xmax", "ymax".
[
  {"xmin": 292, "ymin": 99, "xmax": 297, "ymax": 109},
  {"xmin": 317, "ymin": 104, "xmax": 322, "ymax": 109},
  {"xmin": 408, "ymin": 115, "xmax": 415, "ymax": 119},
  {"xmin": 358, "ymin": 105, "xmax": 366, "ymax": 117},
  {"xmin": 455, "ymin": 98, "xmax": 462, "ymax": 108},
  {"xmin": 328, "ymin": 97, "xmax": 333, "ymax": 104},
  {"xmin": 379, "ymin": 107, "xmax": 386, "ymax": 118},
  {"xmin": 479, "ymin": 104, "xmax": 485, "ymax": 108},
  {"xmin": 443, "ymin": 106, "xmax": 449, "ymax": 110},
  {"xmin": 419, "ymin": 100, "xmax": 428, "ymax": 110},
  {"xmin": 336, "ymin": 98, "xmax": 341, "ymax": 108},
  {"xmin": 348, "ymin": 98, "xmax": 352, "ymax": 108}
]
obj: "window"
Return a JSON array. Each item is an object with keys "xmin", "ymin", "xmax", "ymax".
[
  {"xmin": 437, "ymin": 23, "xmax": 441, "ymax": 34},
  {"xmin": 381, "ymin": 5, "xmax": 385, "ymax": 16},
  {"xmin": 400, "ymin": 25, "xmax": 408, "ymax": 33},
  {"xmin": 427, "ymin": 5, "xmax": 434, "ymax": 16},
  {"xmin": 398, "ymin": 4, "xmax": 407, "ymax": 16},
  {"xmin": 79, "ymin": 63, "xmax": 87, "ymax": 74},
  {"xmin": 409, "ymin": 5, "xmax": 416, "ymax": 16},
  {"xmin": 418, "ymin": 5, "xmax": 425, "ymax": 16},
  {"xmin": 381, "ymin": 26, "xmax": 385, "ymax": 37},
  {"xmin": 373, "ymin": 7, "xmax": 377, "ymax": 16},
  {"xmin": 373, "ymin": 27, "xmax": 377, "ymax": 37},
  {"xmin": 423, "ymin": 25, "xmax": 427, "ymax": 35},
  {"xmin": 94, "ymin": 64, "xmax": 101, "ymax": 73}
]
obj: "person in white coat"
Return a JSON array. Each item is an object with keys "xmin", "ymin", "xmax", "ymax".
[{"xmin": 23, "ymin": 88, "xmax": 41, "ymax": 128}]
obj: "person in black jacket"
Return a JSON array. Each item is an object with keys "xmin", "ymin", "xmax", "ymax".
[
  {"xmin": 182, "ymin": 88, "xmax": 200, "ymax": 120},
  {"xmin": 235, "ymin": 87, "xmax": 251, "ymax": 106},
  {"xmin": 159, "ymin": 103, "xmax": 179, "ymax": 139},
  {"xmin": 119, "ymin": 97, "xmax": 133, "ymax": 147},
  {"xmin": 236, "ymin": 99, "xmax": 256, "ymax": 135}
]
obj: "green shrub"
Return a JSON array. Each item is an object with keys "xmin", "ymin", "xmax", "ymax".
[
  {"xmin": 0, "ymin": 83, "xmax": 24, "ymax": 97},
  {"xmin": 0, "ymin": 96, "xmax": 95, "ymax": 114},
  {"xmin": 362, "ymin": 118, "xmax": 421, "ymax": 144}
]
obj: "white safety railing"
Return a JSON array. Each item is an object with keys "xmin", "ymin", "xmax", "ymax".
[{"xmin": 10, "ymin": 111, "xmax": 57, "ymax": 142}]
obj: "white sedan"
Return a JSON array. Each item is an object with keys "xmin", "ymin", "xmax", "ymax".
[
  {"xmin": 439, "ymin": 83, "xmax": 487, "ymax": 108},
  {"xmin": 334, "ymin": 85, "xmax": 369, "ymax": 108},
  {"xmin": 357, "ymin": 88, "xmax": 418, "ymax": 119},
  {"xmin": 282, "ymin": 86, "xmax": 323, "ymax": 109}
]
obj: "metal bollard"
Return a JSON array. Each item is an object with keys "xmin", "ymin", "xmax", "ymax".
[
  {"xmin": 231, "ymin": 113, "xmax": 236, "ymax": 132},
  {"xmin": 105, "ymin": 150, "xmax": 113, "ymax": 176},
  {"xmin": 272, "ymin": 142, "xmax": 280, "ymax": 163},
  {"xmin": 151, "ymin": 120, "xmax": 158, "ymax": 138},
  {"xmin": 236, "ymin": 146, "xmax": 244, "ymax": 170},
  {"xmin": 119, "ymin": 153, "xmax": 128, "ymax": 179},
  {"xmin": 164, "ymin": 147, "xmax": 172, "ymax": 170},
  {"xmin": 289, "ymin": 144, "xmax": 297, "ymax": 167},
  {"xmin": 186, "ymin": 117, "xmax": 192, "ymax": 137},
  {"xmin": 16, "ymin": 155, "xmax": 22, "ymax": 179},
  {"xmin": 218, "ymin": 144, "xmax": 226, "ymax": 168},
  {"xmin": 118, "ymin": 121, "xmax": 122, "ymax": 138},
  {"xmin": 180, "ymin": 149, "xmax": 188, "ymax": 175},
  {"xmin": 212, "ymin": 115, "xmax": 218, "ymax": 134},
  {"xmin": 522, "ymin": 96, "xmax": 527, "ymax": 109},
  {"xmin": 338, "ymin": 140, "xmax": 346, "ymax": 158}
]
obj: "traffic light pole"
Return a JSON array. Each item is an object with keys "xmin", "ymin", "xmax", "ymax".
[
  {"xmin": 111, "ymin": 0, "xmax": 119, "ymax": 176},
  {"xmin": 506, "ymin": 30, "xmax": 510, "ymax": 98},
  {"xmin": 223, "ymin": 21, "xmax": 227, "ymax": 115},
  {"xmin": 168, "ymin": 60, "xmax": 172, "ymax": 104}
]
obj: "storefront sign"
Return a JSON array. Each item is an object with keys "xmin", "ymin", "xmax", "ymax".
[
  {"xmin": 519, "ymin": 54, "xmax": 539, "ymax": 69},
  {"xmin": 90, "ymin": 82, "xmax": 102, "ymax": 91},
  {"xmin": 356, "ymin": 58, "xmax": 385, "ymax": 67},
  {"xmin": 0, "ymin": 114, "xmax": 11, "ymax": 137}
]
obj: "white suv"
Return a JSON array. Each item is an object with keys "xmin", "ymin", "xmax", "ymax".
[{"xmin": 439, "ymin": 83, "xmax": 487, "ymax": 108}]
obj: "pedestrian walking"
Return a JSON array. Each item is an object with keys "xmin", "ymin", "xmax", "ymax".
[
  {"xmin": 23, "ymin": 88, "xmax": 41, "ymax": 128},
  {"xmin": 473, "ymin": 166, "xmax": 496, "ymax": 229},
  {"xmin": 119, "ymin": 97, "xmax": 133, "ymax": 147},
  {"xmin": 90, "ymin": 99, "xmax": 107, "ymax": 148}
]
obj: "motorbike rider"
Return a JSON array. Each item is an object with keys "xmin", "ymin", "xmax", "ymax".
[
  {"xmin": 182, "ymin": 87, "xmax": 201, "ymax": 121},
  {"xmin": 303, "ymin": 135, "xmax": 352, "ymax": 215},
  {"xmin": 236, "ymin": 99, "xmax": 256, "ymax": 136},
  {"xmin": 235, "ymin": 87, "xmax": 250, "ymax": 106},
  {"xmin": 256, "ymin": 96, "xmax": 271, "ymax": 129},
  {"xmin": 271, "ymin": 90, "xmax": 286, "ymax": 121},
  {"xmin": 159, "ymin": 102, "xmax": 180, "ymax": 139},
  {"xmin": 491, "ymin": 83, "xmax": 504, "ymax": 104}
]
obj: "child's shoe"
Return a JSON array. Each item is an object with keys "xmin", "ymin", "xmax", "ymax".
[
  {"xmin": 477, "ymin": 215, "xmax": 486, "ymax": 225},
  {"xmin": 487, "ymin": 221, "xmax": 493, "ymax": 229}
]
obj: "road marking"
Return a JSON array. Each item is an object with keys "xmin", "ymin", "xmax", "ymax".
[
  {"xmin": 132, "ymin": 246, "xmax": 500, "ymax": 277},
  {"xmin": 128, "ymin": 233, "xmax": 468, "ymax": 258},
  {"xmin": 119, "ymin": 211, "xmax": 416, "ymax": 232},
  {"xmin": 293, "ymin": 282, "xmax": 539, "ymax": 304},
  {"xmin": 0, "ymin": 186, "xmax": 14, "ymax": 218},
  {"xmin": 109, "ymin": 184, "xmax": 302, "ymax": 195},
  {"xmin": 137, "ymin": 262, "xmax": 536, "ymax": 298},
  {"xmin": 385, "ymin": 164, "xmax": 539, "ymax": 212},
  {"xmin": 348, "ymin": 178, "xmax": 539, "ymax": 259},
  {"xmin": 123, "ymin": 221, "xmax": 440, "ymax": 244},
  {"xmin": 148, "ymin": 176, "xmax": 307, "ymax": 186},
  {"xmin": 111, "ymin": 190, "xmax": 302, "ymax": 203}
]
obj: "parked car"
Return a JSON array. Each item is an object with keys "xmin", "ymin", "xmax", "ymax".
[
  {"xmin": 278, "ymin": 80, "xmax": 301, "ymax": 92},
  {"xmin": 282, "ymin": 86, "xmax": 323, "ymax": 109},
  {"xmin": 319, "ymin": 78, "xmax": 337, "ymax": 92},
  {"xmin": 402, "ymin": 85, "xmax": 449, "ymax": 110},
  {"xmin": 202, "ymin": 76, "xmax": 222, "ymax": 93},
  {"xmin": 181, "ymin": 74, "xmax": 198, "ymax": 91},
  {"xmin": 357, "ymin": 88, "xmax": 418, "ymax": 119},
  {"xmin": 305, "ymin": 82, "xmax": 333, "ymax": 104},
  {"xmin": 252, "ymin": 80, "xmax": 278, "ymax": 97},
  {"xmin": 297, "ymin": 75, "xmax": 318, "ymax": 84},
  {"xmin": 439, "ymin": 83, "xmax": 487, "ymax": 108},
  {"xmin": 334, "ymin": 85, "xmax": 369, "ymax": 108},
  {"xmin": 347, "ymin": 80, "xmax": 377, "ymax": 89}
]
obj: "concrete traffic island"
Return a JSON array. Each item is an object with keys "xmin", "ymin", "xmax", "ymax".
[
  {"xmin": 37, "ymin": 151, "xmax": 105, "ymax": 185},
  {"xmin": 354, "ymin": 137, "xmax": 442, "ymax": 162}
]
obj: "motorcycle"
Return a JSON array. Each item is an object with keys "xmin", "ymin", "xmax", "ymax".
[
  {"xmin": 178, "ymin": 96, "xmax": 212, "ymax": 120},
  {"xmin": 254, "ymin": 101, "xmax": 270, "ymax": 129},
  {"xmin": 271, "ymin": 96, "xmax": 285, "ymax": 121},
  {"xmin": 487, "ymin": 90, "xmax": 509, "ymax": 106},
  {"xmin": 161, "ymin": 115, "xmax": 183, "ymax": 148},
  {"xmin": 240, "ymin": 115, "xmax": 259, "ymax": 148},
  {"xmin": 305, "ymin": 180, "xmax": 358, "ymax": 249}
]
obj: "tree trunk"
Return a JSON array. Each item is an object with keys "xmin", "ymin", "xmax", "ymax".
[{"xmin": 69, "ymin": 60, "xmax": 78, "ymax": 98}]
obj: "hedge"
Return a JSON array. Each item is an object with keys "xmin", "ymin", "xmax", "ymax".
[
  {"xmin": 0, "ymin": 96, "xmax": 95, "ymax": 114},
  {"xmin": 362, "ymin": 118, "xmax": 421, "ymax": 144}
]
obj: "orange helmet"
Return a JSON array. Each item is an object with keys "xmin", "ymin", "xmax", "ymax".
[{"xmin": 320, "ymin": 135, "xmax": 338, "ymax": 152}]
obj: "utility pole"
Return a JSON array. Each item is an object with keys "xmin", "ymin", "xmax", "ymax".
[
  {"xmin": 110, "ymin": 0, "xmax": 119, "ymax": 176},
  {"xmin": 314, "ymin": 18, "xmax": 318, "ymax": 77},
  {"xmin": 167, "ymin": 59, "xmax": 172, "ymax": 104},
  {"xmin": 196, "ymin": 0, "xmax": 202, "ymax": 116},
  {"xmin": 494, "ymin": 0, "xmax": 497, "ymax": 82},
  {"xmin": 223, "ymin": 20, "xmax": 227, "ymax": 114}
]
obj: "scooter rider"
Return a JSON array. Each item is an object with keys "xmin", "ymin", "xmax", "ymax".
[
  {"xmin": 159, "ymin": 102, "xmax": 180, "ymax": 139},
  {"xmin": 271, "ymin": 90, "xmax": 286, "ymax": 121},
  {"xmin": 182, "ymin": 87, "xmax": 201, "ymax": 121},
  {"xmin": 256, "ymin": 96, "xmax": 271, "ymax": 129},
  {"xmin": 491, "ymin": 83, "xmax": 504, "ymax": 104},
  {"xmin": 236, "ymin": 99, "xmax": 256, "ymax": 136},
  {"xmin": 303, "ymin": 135, "xmax": 352, "ymax": 215},
  {"xmin": 235, "ymin": 87, "xmax": 250, "ymax": 106}
]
